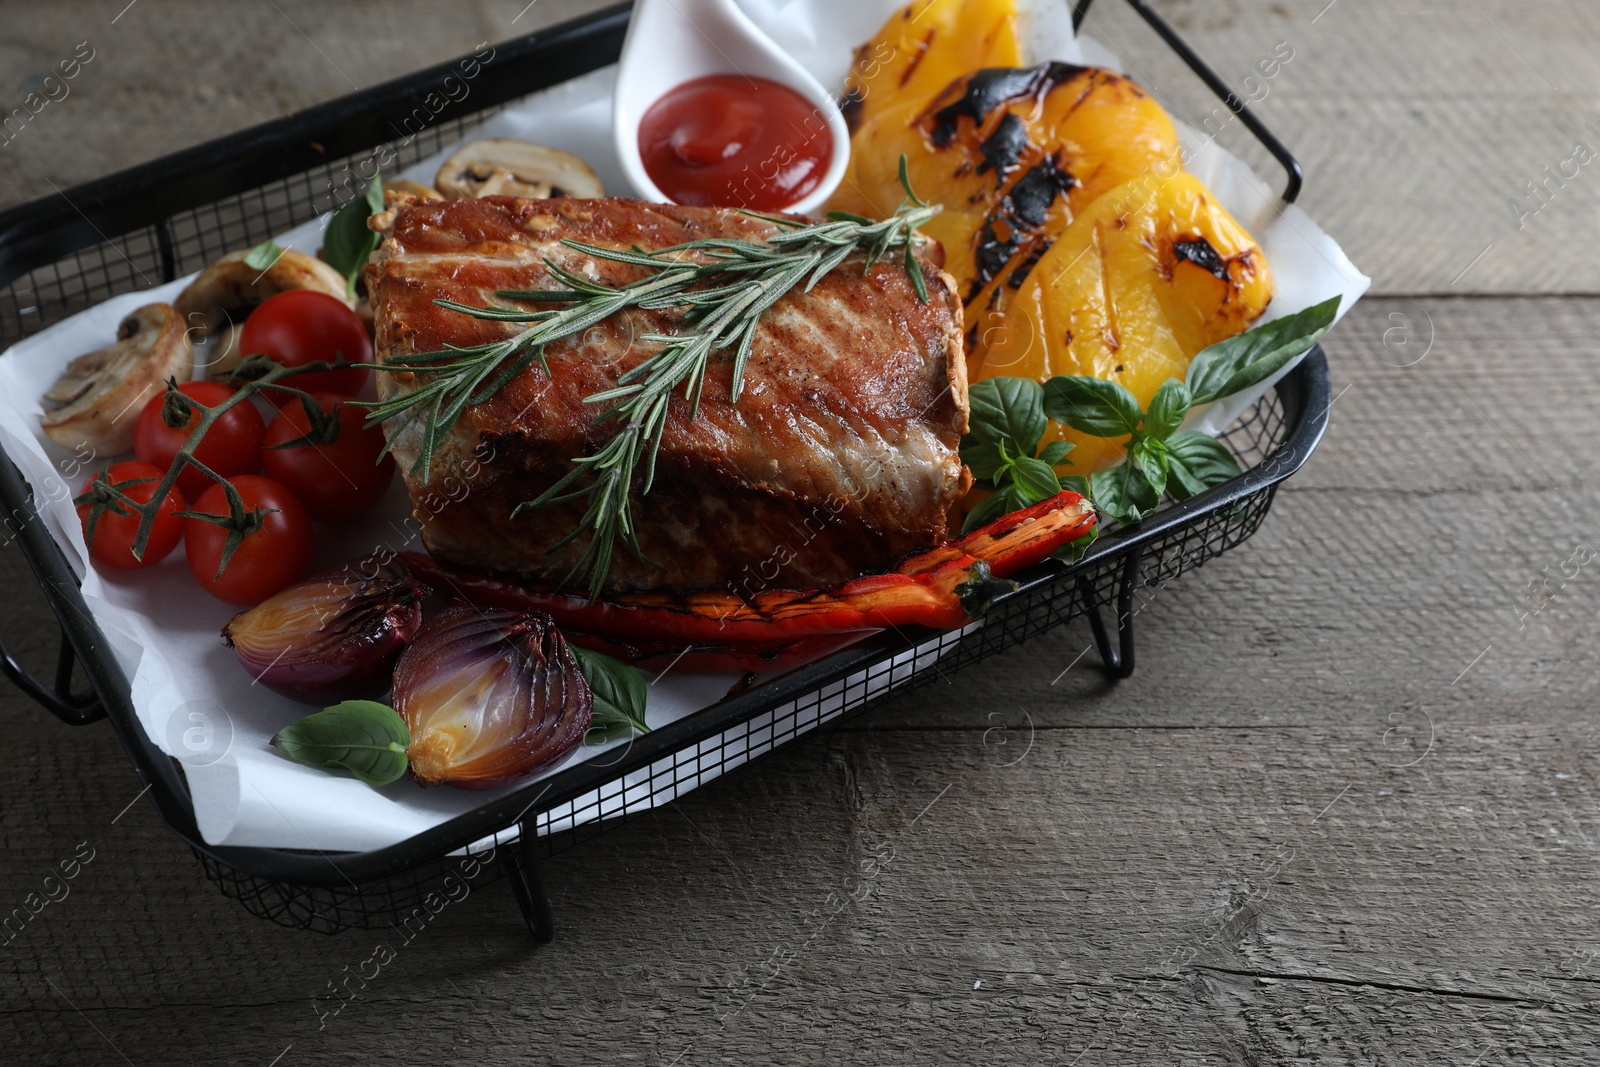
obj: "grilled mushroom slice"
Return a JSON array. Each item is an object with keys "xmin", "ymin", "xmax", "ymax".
[
  {"xmin": 434, "ymin": 139, "xmax": 604, "ymax": 200},
  {"xmin": 40, "ymin": 303, "xmax": 193, "ymax": 455},
  {"xmin": 197, "ymin": 321, "xmax": 248, "ymax": 377},
  {"xmin": 173, "ymin": 247, "xmax": 351, "ymax": 337},
  {"xmin": 384, "ymin": 179, "xmax": 443, "ymax": 203}
]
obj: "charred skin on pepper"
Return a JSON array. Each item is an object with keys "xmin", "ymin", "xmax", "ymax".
[{"xmin": 833, "ymin": 61, "xmax": 1181, "ymax": 344}]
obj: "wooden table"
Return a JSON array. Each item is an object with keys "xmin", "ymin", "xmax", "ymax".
[{"xmin": 4, "ymin": 1, "xmax": 1598, "ymax": 1062}]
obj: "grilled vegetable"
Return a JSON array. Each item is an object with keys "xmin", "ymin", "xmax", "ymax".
[
  {"xmin": 393, "ymin": 607, "xmax": 593, "ymax": 788},
  {"xmin": 976, "ymin": 172, "xmax": 1272, "ymax": 473},
  {"xmin": 832, "ymin": 62, "xmax": 1179, "ymax": 340},
  {"xmin": 401, "ymin": 489, "xmax": 1095, "ymax": 672},
  {"xmin": 222, "ymin": 557, "xmax": 427, "ymax": 703},
  {"xmin": 434, "ymin": 138, "xmax": 604, "ymax": 200},
  {"xmin": 836, "ymin": 0, "xmax": 1022, "ymax": 136},
  {"xmin": 269, "ymin": 624, "xmax": 645, "ymax": 789},
  {"xmin": 40, "ymin": 303, "xmax": 193, "ymax": 455},
  {"xmin": 383, "ymin": 179, "xmax": 442, "ymax": 203}
]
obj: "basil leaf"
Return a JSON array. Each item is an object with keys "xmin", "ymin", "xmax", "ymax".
[
  {"xmin": 959, "ymin": 439, "xmax": 1011, "ymax": 483},
  {"xmin": 966, "ymin": 377, "xmax": 1047, "ymax": 456},
  {"xmin": 243, "ymin": 240, "xmax": 284, "ymax": 272},
  {"xmin": 1129, "ymin": 435, "xmax": 1169, "ymax": 497},
  {"xmin": 323, "ymin": 172, "xmax": 385, "ymax": 299},
  {"xmin": 1037, "ymin": 439, "xmax": 1074, "ymax": 467},
  {"xmin": 571, "ymin": 644, "xmax": 650, "ymax": 737},
  {"xmin": 962, "ymin": 483, "xmax": 1024, "ymax": 533},
  {"xmin": 1058, "ymin": 473, "xmax": 1090, "ymax": 498},
  {"xmin": 586, "ymin": 704, "xmax": 642, "ymax": 744},
  {"xmin": 1009, "ymin": 454, "xmax": 1063, "ymax": 504},
  {"xmin": 1142, "ymin": 378, "xmax": 1191, "ymax": 440},
  {"xmin": 271, "ymin": 700, "xmax": 410, "ymax": 788},
  {"xmin": 1052, "ymin": 522, "xmax": 1098, "ymax": 566},
  {"xmin": 1187, "ymin": 295, "xmax": 1341, "ymax": 405},
  {"xmin": 1042, "ymin": 375, "xmax": 1143, "ymax": 437},
  {"xmin": 1166, "ymin": 431, "xmax": 1242, "ymax": 501},
  {"xmin": 1090, "ymin": 460, "xmax": 1162, "ymax": 526}
]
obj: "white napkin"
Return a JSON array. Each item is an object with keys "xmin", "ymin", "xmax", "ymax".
[{"xmin": 0, "ymin": 0, "xmax": 1365, "ymax": 850}]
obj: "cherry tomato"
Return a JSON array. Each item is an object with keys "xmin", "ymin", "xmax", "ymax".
[
  {"xmin": 262, "ymin": 394, "xmax": 394, "ymax": 521},
  {"xmin": 75, "ymin": 461, "xmax": 186, "ymax": 570},
  {"xmin": 134, "ymin": 381, "xmax": 265, "ymax": 501},
  {"xmin": 239, "ymin": 290, "xmax": 371, "ymax": 405},
  {"xmin": 184, "ymin": 475, "xmax": 312, "ymax": 605}
]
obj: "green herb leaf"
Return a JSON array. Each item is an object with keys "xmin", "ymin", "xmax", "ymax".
[
  {"xmin": 1165, "ymin": 431, "xmax": 1242, "ymax": 501},
  {"xmin": 571, "ymin": 644, "xmax": 650, "ymax": 739},
  {"xmin": 1128, "ymin": 435, "xmax": 1169, "ymax": 495},
  {"xmin": 1052, "ymin": 522, "xmax": 1098, "ymax": 566},
  {"xmin": 1058, "ymin": 473, "xmax": 1090, "ymax": 498},
  {"xmin": 1042, "ymin": 375, "xmax": 1143, "ymax": 438},
  {"xmin": 962, "ymin": 483, "xmax": 1026, "ymax": 533},
  {"xmin": 270, "ymin": 700, "xmax": 410, "ymax": 788},
  {"xmin": 323, "ymin": 172, "xmax": 385, "ymax": 299},
  {"xmin": 1090, "ymin": 460, "xmax": 1162, "ymax": 526},
  {"xmin": 959, "ymin": 438, "xmax": 1011, "ymax": 483},
  {"xmin": 1009, "ymin": 454, "xmax": 1064, "ymax": 504},
  {"xmin": 1037, "ymin": 439, "xmax": 1074, "ymax": 468},
  {"xmin": 966, "ymin": 377, "xmax": 1047, "ymax": 456},
  {"xmin": 243, "ymin": 240, "xmax": 284, "ymax": 272},
  {"xmin": 897, "ymin": 153, "xmax": 929, "ymax": 208},
  {"xmin": 586, "ymin": 704, "xmax": 641, "ymax": 744},
  {"xmin": 1187, "ymin": 295, "xmax": 1341, "ymax": 405},
  {"xmin": 1142, "ymin": 378, "xmax": 1191, "ymax": 440}
]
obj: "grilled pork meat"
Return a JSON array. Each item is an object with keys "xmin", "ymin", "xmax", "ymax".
[{"xmin": 366, "ymin": 196, "xmax": 969, "ymax": 594}]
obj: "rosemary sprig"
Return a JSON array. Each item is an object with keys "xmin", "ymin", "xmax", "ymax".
[{"xmin": 368, "ymin": 160, "xmax": 939, "ymax": 598}]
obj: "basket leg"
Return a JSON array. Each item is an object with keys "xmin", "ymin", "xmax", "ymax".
[
  {"xmin": 1080, "ymin": 548, "xmax": 1141, "ymax": 681},
  {"xmin": 503, "ymin": 819, "xmax": 554, "ymax": 943},
  {"xmin": 0, "ymin": 623, "xmax": 103, "ymax": 725}
]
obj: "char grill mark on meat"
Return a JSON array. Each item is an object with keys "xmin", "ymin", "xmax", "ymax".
[{"xmin": 366, "ymin": 195, "xmax": 970, "ymax": 594}]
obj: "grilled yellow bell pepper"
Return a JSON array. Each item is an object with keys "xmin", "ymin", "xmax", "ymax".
[
  {"xmin": 832, "ymin": 63, "xmax": 1179, "ymax": 344},
  {"xmin": 974, "ymin": 171, "xmax": 1273, "ymax": 473},
  {"xmin": 837, "ymin": 0, "xmax": 1022, "ymax": 137},
  {"xmin": 832, "ymin": 0, "xmax": 1274, "ymax": 487}
]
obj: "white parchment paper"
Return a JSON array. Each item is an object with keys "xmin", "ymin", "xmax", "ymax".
[{"xmin": 0, "ymin": 0, "xmax": 1367, "ymax": 850}]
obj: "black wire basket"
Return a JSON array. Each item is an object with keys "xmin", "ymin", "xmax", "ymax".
[{"xmin": 0, "ymin": 0, "xmax": 1332, "ymax": 940}]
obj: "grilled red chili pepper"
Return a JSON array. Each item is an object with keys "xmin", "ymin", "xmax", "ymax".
[{"xmin": 405, "ymin": 491, "xmax": 1095, "ymax": 671}]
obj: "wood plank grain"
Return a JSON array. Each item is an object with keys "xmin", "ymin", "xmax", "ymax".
[
  {"xmin": 5, "ymin": 718, "xmax": 1599, "ymax": 1064},
  {"xmin": 0, "ymin": 0, "xmax": 603, "ymax": 212}
]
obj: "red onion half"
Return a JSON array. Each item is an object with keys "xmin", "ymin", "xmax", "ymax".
[
  {"xmin": 394, "ymin": 606, "xmax": 593, "ymax": 789},
  {"xmin": 223, "ymin": 557, "xmax": 427, "ymax": 703}
]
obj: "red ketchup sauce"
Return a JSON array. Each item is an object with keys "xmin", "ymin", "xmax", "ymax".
[{"xmin": 638, "ymin": 73, "xmax": 833, "ymax": 211}]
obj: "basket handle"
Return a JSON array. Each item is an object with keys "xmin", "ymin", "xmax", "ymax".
[
  {"xmin": 0, "ymin": 623, "xmax": 104, "ymax": 725},
  {"xmin": 1073, "ymin": 0, "xmax": 1303, "ymax": 202}
]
